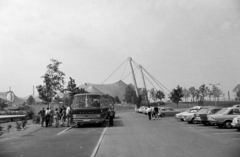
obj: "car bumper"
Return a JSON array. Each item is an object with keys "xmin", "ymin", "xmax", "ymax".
[
  {"xmin": 232, "ymin": 123, "xmax": 240, "ymax": 128},
  {"xmin": 208, "ymin": 120, "xmax": 217, "ymax": 125},
  {"xmin": 195, "ymin": 117, "xmax": 202, "ymax": 122}
]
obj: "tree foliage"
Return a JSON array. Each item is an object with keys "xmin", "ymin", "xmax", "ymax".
[
  {"xmin": 212, "ymin": 85, "xmax": 223, "ymax": 101},
  {"xmin": 36, "ymin": 59, "xmax": 65, "ymax": 105},
  {"xmin": 114, "ymin": 96, "xmax": 121, "ymax": 104},
  {"xmin": 150, "ymin": 88, "xmax": 165, "ymax": 102},
  {"xmin": 169, "ymin": 85, "xmax": 184, "ymax": 108},
  {"xmin": 66, "ymin": 77, "xmax": 87, "ymax": 99},
  {"xmin": 188, "ymin": 87, "xmax": 197, "ymax": 102},
  {"xmin": 124, "ymin": 85, "xmax": 137, "ymax": 104},
  {"xmin": 26, "ymin": 95, "xmax": 35, "ymax": 106},
  {"xmin": 233, "ymin": 84, "xmax": 240, "ymax": 101},
  {"xmin": 182, "ymin": 88, "xmax": 190, "ymax": 102}
]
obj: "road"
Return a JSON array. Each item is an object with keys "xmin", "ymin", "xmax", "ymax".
[{"xmin": 1, "ymin": 105, "xmax": 240, "ymax": 157}]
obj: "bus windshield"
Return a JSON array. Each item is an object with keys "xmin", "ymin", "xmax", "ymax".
[{"xmin": 72, "ymin": 95, "xmax": 101, "ymax": 109}]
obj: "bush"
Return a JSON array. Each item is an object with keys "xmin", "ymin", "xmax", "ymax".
[
  {"xmin": 32, "ymin": 115, "xmax": 40, "ymax": 124},
  {"xmin": 25, "ymin": 107, "xmax": 35, "ymax": 119}
]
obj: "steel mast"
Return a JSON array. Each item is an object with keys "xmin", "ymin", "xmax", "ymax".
[
  {"xmin": 128, "ymin": 57, "xmax": 139, "ymax": 98},
  {"xmin": 139, "ymin": 65, "xmax": 148, "ymax": 103}
]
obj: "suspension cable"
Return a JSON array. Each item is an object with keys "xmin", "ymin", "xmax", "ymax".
[
  {"xmin": 120, "ymin": 59, "xmax": 129, "ymax": 80},
  {"xmin": 122, "ymin": 66, "xmax": 138, "ymax": 81},
  {"xmin": 102, "ymin": 58, "xmax": 128, "ymax": 84}
]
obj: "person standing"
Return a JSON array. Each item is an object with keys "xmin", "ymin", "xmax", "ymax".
[
  {"xmin": 154, "ymin": 106, "xmax": 159, "ymax": 120},
  {"xmin": 38, "ymin": 108, "xmax": 45, "ymax": 127},
  {"xmin": 45, "ymin": 107, "xmax": 50, "ymax": 127},
  {"xmin": 54, "ymin": 108, "xmax": 60, "ymax": 127},
  {"xmin": 147, "ymin": 106, "xmax": 152, "ymax": 120},
  {"xmin": 49, "ymin": 107, "xmax": 54, "ymax": 126},
  {"xmin": 66, "ymin": 106, "xmax": 71, "ymax": 127},
  {"xmin": 60, "ymin": 107, "xmax": 66, "ymax": 127},
  {"xmin": 108, "ymin": 107, "xmax": 114, "ymax": 126}
]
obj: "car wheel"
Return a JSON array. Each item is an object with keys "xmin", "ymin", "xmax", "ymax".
[
  {"xmin": 217, "ymin": 124, "xmax": 223, "ymax": 128},
  {"xmin": 192, "ymin": 118, "xmax": 197, "ymax": 124},
  {"xmin": 180, "ymin": 119, "xmax": 184, "ymax": 121},
  {"xmin": 237, "ymin": 128, "xmax": 240, "ymax": 131},
  {"xmin": 160, "ymin": 113, "xmax": 165, "ymax": 117},
  {"xmin": 223, "ymin": 121, "xmax": 232, "ymax": 129}
]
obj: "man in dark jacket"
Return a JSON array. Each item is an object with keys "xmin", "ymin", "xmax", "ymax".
[{"xmin": 38, "ymin": 108, "xmax": 45, "ymax": 127}]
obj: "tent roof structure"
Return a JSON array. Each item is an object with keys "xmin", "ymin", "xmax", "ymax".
[
  {"xmin": 0, "ymin": 91, "xmax": 26, "ymax": 105},
  {"xmin": 78, "ymin": 80, "xmax": 129, "ymax": 101}
]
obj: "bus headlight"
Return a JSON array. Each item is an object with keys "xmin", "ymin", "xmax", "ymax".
[{"xmin": 73, "ymin": 114, "xmax": 77, "ymax": 118}]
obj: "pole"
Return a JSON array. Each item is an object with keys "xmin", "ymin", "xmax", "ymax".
[
  {"xmin": 128, "ymin": 57, "xmax": 139, "ymax": 97},
  {"xmin": 139, "ymin": 65, "xmax": 148, "ymax": 103},
  {"xmin": 128, "ymin": 57, "xmax": 139, "ymax": 109},
  {"xmin": 228, "ymin": 91, "xmax": 230, "ymax": 101}
]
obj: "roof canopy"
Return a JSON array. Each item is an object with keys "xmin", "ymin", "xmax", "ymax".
[{"xmin": 78, "ymin": 80, "xmax": 128, "ymax": 101}]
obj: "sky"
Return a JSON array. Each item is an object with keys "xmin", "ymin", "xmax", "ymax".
[{"xmin": 0, "ymin": 0, "xmax": 240, "ymax": 99}]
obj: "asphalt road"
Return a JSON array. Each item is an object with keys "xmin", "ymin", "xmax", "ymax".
[{"xmin": 1, "ymin": 105, "xmax": 240, "ymax": 157}]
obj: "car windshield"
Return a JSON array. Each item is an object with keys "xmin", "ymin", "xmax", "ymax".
[
  {"xmin": 189, "ymin": 109, "xmax": 198, "ymax": 113},
  {"xmin": 72, "ymin": 95, "xmax": 101, "ymax": 109},
  {"xmin": 198, "ymin": 109, "xmax": 208, "ymax": 114},
  {"xmin": 215, "ymin": 108, "xmax": 228, "ymax": 114}
]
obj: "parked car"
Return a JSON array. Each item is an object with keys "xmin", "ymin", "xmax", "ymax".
[
  {"xmin": 183, "ymin": 107, "xmax": 204, "ymax": 124},
  {"xmin": 207, "ymin": 107, "xmax": 240, "ymax": 128},
  {"xmin": 158, "ymin": 107, "xmax": 180, "ymax": 117},
  {"xmin": 232, "ymin": 104, "xmax": 240, "ymax": 108},
  {"xmin": 195, "ymin": 106, "xmax": 223, "ymax": 125},
  {"xmin": 138, "ymin": 106, "xmax": 148, "ymax": 113},
  {"xmin": 231, "ymin": 115, "xmax": 240, "ymax": 131}
]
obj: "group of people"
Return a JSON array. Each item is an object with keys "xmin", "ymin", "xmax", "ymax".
[
  {"xmin": 38, "ymin": 106, "xmax": 72, "ymax": 127},
  {"xmin": 146, "ymin": 106, "xmax": 159, "ymax": 120}
]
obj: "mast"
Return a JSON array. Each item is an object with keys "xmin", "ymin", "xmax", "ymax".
[
  {"xmin": 139, "ymin": 65, "xmax": 148, "ymax": 103},
  {"xmin": 128, "ymin": 57, "xmax": 139, "ymax": 97}
]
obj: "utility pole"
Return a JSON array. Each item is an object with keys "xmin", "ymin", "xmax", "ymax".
[
  {"xmin": 228, "ymin": 91, "xmax": 230, "ymax": 101},
  {"xmin": 139, "ymin": 65, "xmax": 148, "ymax": 103},
  {"xmin": 33, "ymin": 86, "xmax": 35, "ymax": 96},
  {"xmin": 209, "ymin": 83, "xmax": 220, "ymax": 106},
  {"xmin": 128, "ymin": 57, "xmax": 139, "ymax": 109}
]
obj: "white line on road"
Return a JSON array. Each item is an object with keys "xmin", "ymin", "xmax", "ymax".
[
  {"xmin": 90, "ymin": 126, "xmax": 108, "ymax": 157},
  {"xmin": 57, "ymin": 124, "xmax": 77, "ymax": 135},
  {"xmin": 213, "ymin": 132, "xmax": 240, "ymax": 135}
]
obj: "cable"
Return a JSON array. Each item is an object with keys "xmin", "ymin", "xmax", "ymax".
[
  {"xmin": 102, "ymin": 58, "xmax": 128, "ymax": 84},
  {"xmin": 120, "ymin": 59, "xmax": 129, "ymax": 80},
  {"xmin": 122, "ymin": 66, "xmax": 138, "ymax": 81}
]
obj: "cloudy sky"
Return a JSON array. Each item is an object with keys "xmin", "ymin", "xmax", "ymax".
[{"xmin": 0, "ymin": 0, "xmax": 240, "ymax": 99}]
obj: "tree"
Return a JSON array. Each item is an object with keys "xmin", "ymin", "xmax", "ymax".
[
  {"xmin": 233, "ymin": 84, "xmax": 240, "ymax": 101},
  {"xmin": 182, "ymin": 88, "xmax": 190, "ymax": 102},
  {"xmin": 188, "ymin": 87, "xmax": 197, "ymax": 102},
  {"xmin": 124, "ymin": 85, "xmax": 137, "ymax": 104},
  {"xmin": 66, "ymin": 77, "xmax": 87, "ymax": 102},
  {"xmin": 26, "ymin": 95, "xmax": 35, "ymax": 106},
  {"xmin": 149, "ymin": 88, "xmax": 157, "ymax": 102},
  {"xmin": 198, "ymin": 84, "xmax": 208, "ymax": 105},
  {"xmin": 36, "ymin": 59, "xmax": 65, "ymax": 106},
  {"xmin": 206, "ymin": 87, "xmax": 213, "ymax": 101},
  {"xmin": 156, "ymin": 90, "xmax": 165, "ymax": 101},
  {"xmin": 114, "ymin": 96, "xmax": 121, "ymax": 104},
  {"xmin": 169, "ymin": 85, "xmax": 184, "ymax": 108},
  {"xmin": 212, "ymin": 86, "xmax": 223, "ymax": 101}
]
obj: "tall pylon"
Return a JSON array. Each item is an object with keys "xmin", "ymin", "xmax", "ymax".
[
  {"xmin": 128, "ymin": 57, "xmax": 139, "ymax": 97},
  {"xmin": 139, "ymin": 65, "xmax": 148, "ymax": 103}
]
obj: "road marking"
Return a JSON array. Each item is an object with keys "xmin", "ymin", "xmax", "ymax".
[
  {"xmin": 213, "ymin": 132, "xmax": 240, "ymax": 135},
  {"xmin": 57, "ymin": 124, "xmax": 77, "ymax": 135},
  {"xmin": 90, "ymin": 125, "xmax": 108, "ymax": 157}
]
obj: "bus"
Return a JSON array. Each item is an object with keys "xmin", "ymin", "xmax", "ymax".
[{"xmin": 71, "ymin": 87, "xmax": 114, "ymax": 126}]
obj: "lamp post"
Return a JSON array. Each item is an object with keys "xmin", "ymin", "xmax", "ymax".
[{"xmin": 209, "ymin": 83, "xmax": 220, "ymax": 106}]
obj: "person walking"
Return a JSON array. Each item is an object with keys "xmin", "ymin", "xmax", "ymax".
[
  {"xmin": 154, "ymin": 106, "xmax": 159, "ymax": 120},
  {"xmin": 38, "ymin": 108, "xmax": 45, "ymax": 127},
  {"xmin": 45, "ymin": 107, "xmax": 50, "ymax": 127},
  {"xmin": 66, "ymin": 106, "xmax": 71, "ymax": 127},
  {"xmin": 54, "ymin": 108, "xmax": 60, "ymax": 127},
  {"xmin": 147, "ymin": 106, "xmax": 152, "ymax": 120}
]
